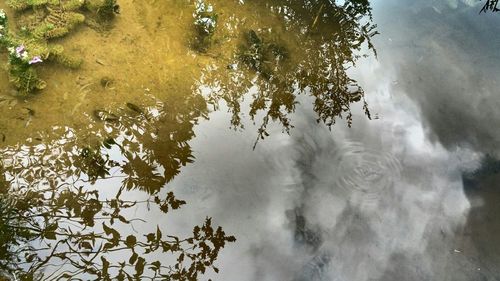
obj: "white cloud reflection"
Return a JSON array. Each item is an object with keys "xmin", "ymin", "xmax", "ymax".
[{"xmin": 144, "ymin": 1, "xmax": 500, "ymax": 280}]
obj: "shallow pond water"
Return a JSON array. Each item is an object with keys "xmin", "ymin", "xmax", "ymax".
[{"xmin": 1, "ymin": 0, "xmax": 500, "ymax": 280}]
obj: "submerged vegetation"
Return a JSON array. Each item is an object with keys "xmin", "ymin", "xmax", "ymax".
[
  {"xmin": 0, "ymin": 11, "xmax": 47, "ymax": 95},
  {"xmin": 0, "ymin": 0, "xmax": 119, "ymax": 95}
]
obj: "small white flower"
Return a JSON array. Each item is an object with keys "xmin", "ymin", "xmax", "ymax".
[{"xmin": 7, "ymin": 47, "xmax": 14, "ymax": 54}]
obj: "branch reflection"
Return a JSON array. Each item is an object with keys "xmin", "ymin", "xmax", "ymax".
[
  {"xmin": 199, "ymin": 0, "xmax": 376, "ymax": 146},
  {"xmin": 0, "ymin": 0, "xmax": 377, "ymax": 279}
]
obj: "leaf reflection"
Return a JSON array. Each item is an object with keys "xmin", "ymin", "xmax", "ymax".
[
  {"xmin": 0, "ymin": 162, "xmax": 235, "ymax": 280},
  {"xmin": 0, "ymin": 0, "xmax": 377, "ymax": 279},
  {"xmin": 199, "ymin": 0, "xmax": 377, "ymax": 147},
  {"xmin": 0, "ymin": 92, "xmax": 226, "ymax": 280}
]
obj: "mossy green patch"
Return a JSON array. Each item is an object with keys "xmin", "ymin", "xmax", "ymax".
[{"xmin": 0, "ymin": 0, "xmax": 118, "ymax": 96}]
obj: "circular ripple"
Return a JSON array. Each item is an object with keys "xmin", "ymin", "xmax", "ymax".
[{"xmin": 333, "ymin": 142, "xmax": 401, "ymax": 208}]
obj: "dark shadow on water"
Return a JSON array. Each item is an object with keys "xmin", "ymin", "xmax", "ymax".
[
  {"xmin": 287, "ymin": 207, "xmax": 323, "ymax": 252},
  {"xmin": 377, "ymin": 156, "xmax": 500, "ymax": 281},
  {"xmin": 459, "ymin": 155, "xmax": 500, "ymax": 279}
]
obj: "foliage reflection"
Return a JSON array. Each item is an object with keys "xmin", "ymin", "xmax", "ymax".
[
  {"xmin": 0, "ymin": 0, "xmax": 377, "ymax": 280},
  {"xmin": 0, "ymin": 93, "xmax": 235, "ymax": 280},
  {"xmin": 200, "ymin": 0, "xmax": 376, "ymax": 146}
]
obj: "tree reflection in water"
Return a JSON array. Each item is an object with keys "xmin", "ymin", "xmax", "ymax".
[
  {"xmin": 0, "ymin": 95, "xmax": 234, "ymax": 280},
  {"xmin": 200, "ymin": 0, "xmax": 377, "ymax": 147},
  {"xmin": 0, "ymin": 0, "xmax": 377, "ymax": 280}
]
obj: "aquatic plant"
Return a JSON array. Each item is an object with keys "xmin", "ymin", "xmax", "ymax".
[
  {"xmin": 6, "ymin": 44, "xmax": 47, "ymax": 93},
  {"xmin": 85, "ymin": 0, "xmax": 120, "ymax": 20},
  {"xmin": 17, "ymin": 6, "xmax": 85, "ymax": 39},
  {"xmin": 192, "ymin": 0, "xmax": 218, "ymax": 52},
  {"xmin": 0, "ymin": 12, "xmax": 46, "ymax": 94},
  {"xmin": 0, "ymin": 0, "xmax": 118, "ymax": 95}
]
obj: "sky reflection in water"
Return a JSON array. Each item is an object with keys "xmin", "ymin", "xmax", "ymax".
[{"xmin": 1, "ymin": 0, "xmax": 500, "ymax": 280}]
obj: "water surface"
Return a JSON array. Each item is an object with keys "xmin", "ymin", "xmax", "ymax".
[{"xmin": 1, "ymin": 0, "xmax": 500, "ymax": 280}]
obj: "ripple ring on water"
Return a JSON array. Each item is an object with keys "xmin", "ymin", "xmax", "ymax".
[{"xmin": 333, "ymin": 142, "xmax": 401, "ymax": 207}]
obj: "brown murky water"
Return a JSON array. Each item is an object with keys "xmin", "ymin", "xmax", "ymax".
[
  {"xmin": 0, "ymin": 0, "xmax": 329, "ymax": 144},
  {"xmin": 0, "ymin": 0, "xmax": 373, "ymax": 186}
]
